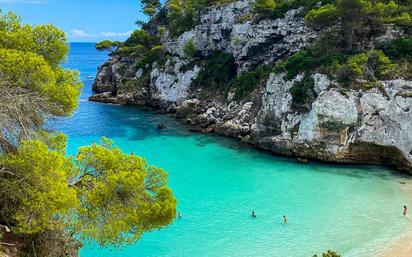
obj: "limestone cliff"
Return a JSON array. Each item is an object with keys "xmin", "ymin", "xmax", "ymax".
[{"xmin": 91, "ymin": 0, "xmax": 412, "ymax": 173}]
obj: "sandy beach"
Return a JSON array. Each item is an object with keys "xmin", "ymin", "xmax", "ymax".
[{"xmin": 379, "ymin": 179, "xmax": 412, "ymax": 257}]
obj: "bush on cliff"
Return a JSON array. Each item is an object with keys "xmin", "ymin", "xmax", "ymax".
[
  {"xmin": 136, "ymin": 44, "xmax": 166, "ymax": 70},
  {"xmin": 228, "ymin": 71, "xmax": 258, "ymax": 100},
  {"xmin": 305, "ymin": 0, "xmax": 411, "ymax": 52},
  {"xmin": 226, "ymin": 65, "xmax": 272, "ymax": 100},
  {"xmin": 335, "ymin": 50, "xmax": 397, "ymax": 87},
  {"xmin": 104, "ymin": 29, "xmax": 160, "ymax": 58},
  {"xmin": 193, "ymin": 51, "xmax": 237, "ymax": 90},
  {"xmin": 167, "ymin": 0, "xmax": 196, "ymax": 37},
  {"xmin": 124, "ymin": 29, "xmax": 158, "ymax": 48},
  {"xmin": 183, "ymin": 39, "xmax": 197, "ymax": 58},
  {"xmin": 380, "ymin": 36, "xmax": 412, "ymax": 60},
  {"xmin": 253, "ymin": 0, "xmax": 276, "ymax": 18},
  {"xmin": 142, "ymin": 0, "xmax": 162, "ymax": 18},
  {"xmin": 96, "ymin": 40, "xmax": 122, "ymax": 53},
  {"xmin": 275, "ymin": 49, "xmax": 347, "ymax": 79},
  {"xmin": 290, "ymin": 75, "xmax": 315, "ymax": 111}
]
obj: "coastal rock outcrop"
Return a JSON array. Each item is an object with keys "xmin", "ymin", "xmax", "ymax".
[
  {"xmin": 91, "ymin": 0, "xmax": 412, "ymax": 173},
  {"xmin": 165, "ymin": 3, "xmax": 315, "ymax": 71},
  {"xmin": 150, "ymin": 57, "xmax": 200, "ymax": 104}
]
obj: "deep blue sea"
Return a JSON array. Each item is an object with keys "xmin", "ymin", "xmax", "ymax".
[{"xmin": 48, "ymin": 42, "xmax": 412, "ymax": 257}]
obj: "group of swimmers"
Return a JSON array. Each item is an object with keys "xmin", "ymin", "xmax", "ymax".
[
  {"xmin": 249, "ymin": 205, "xmax": 409, "ymax": 224},
  {"xmin": 177, "ymin": 206, "xmax": 408, "ymax": 223},
  {"xmin": 178, "ymin": 211, "xmax": 288, "ymax": 224},
  {"xmin": 251, "ymin": 211, "xmax": 288, "ymax": 224}
]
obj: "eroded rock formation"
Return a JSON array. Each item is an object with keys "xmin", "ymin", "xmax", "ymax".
[{"xmin": 91, "ymin": 0, "xmax": 412, "ymax": 173}]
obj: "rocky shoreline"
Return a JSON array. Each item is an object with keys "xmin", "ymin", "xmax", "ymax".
[
  {"xmin": 90, "ymin": 72, "xmax": 412, "ymax": 173},
  {"xmin": 90, "ymin": 0, "xmax": 412, "ymax": 173}
]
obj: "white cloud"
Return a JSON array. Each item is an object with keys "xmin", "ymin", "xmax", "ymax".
[
  {"xmin": 0, "ymin": 0, "xmax": 47, "ymax": 4},
  {"xmin": 101, "ymin": 31, "xmax": 133, "ymax": 38},
  {"xmin": 69, "ymin": 29, "xmax": 97, "ymax": 39},
  {"xmin": 68, "ymin": 29, "xmax": 133, "ymax": 39}
]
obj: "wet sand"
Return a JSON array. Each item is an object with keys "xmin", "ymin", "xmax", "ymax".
[{"xmin": 379, "ymin": 179, "xmax": 412, "ymax": 257}]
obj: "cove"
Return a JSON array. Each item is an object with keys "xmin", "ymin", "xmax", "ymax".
[{"xmin": 48, "ymin": 43, "xmax": 412, "ymax": 257}]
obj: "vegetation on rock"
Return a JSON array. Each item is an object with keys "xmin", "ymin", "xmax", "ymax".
[
  {"xmin": 227, "ymin": 65, "xmax": 272, "ymax": 100},
  {"xmin": 193, "ymin": 51, "xmax": 237, "ymax": 90},
  {"xmin": 96, "ymin": 40, "xmax": 122, "ymax": 53},
  {"xmin": 141, "ymin": 0, "xmax": 162, "ymax": 18},
  {"xmin": 290, "ymin": 75, "xmax": 315, "ymax": 111},
  {"xmin": 305, "ymin": 0, "xmax": 411, "ymax": 51},
  {"xmin": 253, "ymin": 0, "xmax": 277, "ymax": 18},
  {"xmin": 335, "ymin": 50, "xmax": 397, "ymax": 87},
  {"xmin": 183, "ymin": 39, "xmax": 197, "ymax": 58}
]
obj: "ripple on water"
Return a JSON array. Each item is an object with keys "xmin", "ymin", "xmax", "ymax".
[{"xmin": 48, "ymin": 43, "xmax": 412, "ymax": 257}]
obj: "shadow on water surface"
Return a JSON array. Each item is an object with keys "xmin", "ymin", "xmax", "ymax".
[{"xmin": 49, "ymin": 99, "xmax": 407, "ymax": 182}]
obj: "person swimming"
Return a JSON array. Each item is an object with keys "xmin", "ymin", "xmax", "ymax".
[
  {"xmin": 403, "ymin": 205, "xmax": 408, "ymax": 216},
  {"xmin": 178, "ymin": 212, "xmax": 183, "ymax": 218},
  {"xmin": 283, "ymin": 215, "xmax": 288, "ymax": 224},
  {"xmin": 251, "ymin": 211, "xmax": 256, "ymax": 218}
]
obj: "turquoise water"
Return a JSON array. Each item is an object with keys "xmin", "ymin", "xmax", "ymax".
[{"xmin": 50, "ymin": 43, "xmax": 411, "ymax": 257}]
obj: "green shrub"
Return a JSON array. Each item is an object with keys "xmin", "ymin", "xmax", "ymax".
[
  {"xmin": 253, "ymin": 0, "xmax": 276, "ymax": 18},
  {"xmin": 272, "ymin": 0, "xmax": 332, "ymax": 19},
  {"xmin": 167, "ymin": 0, "xmax": 198, "ymax": 38},
  {"xmin": 275, "ymin": 49, "xmax": 348, "ymax": 79},
  {"xmin": 193, "ymin": 51, "xmax": 237, "ymax": 90},
  {"xmin": 290, "ymin": 75, "xmax": 315, "ymax": 111},
  {"xmin": 229, "ymin": 72, "xmax": 258, "ymax": 100},
  {"xmin": 95, "ymin": 40, "xmax": 122, "ymax": 53},
  {"xmin": 227, "ymin": 65, "xmax": 272, "ymax": 100},
  {"xmin": 280, "ymin": 50, "xmax": 317, "ymax": 79},
  {"xmin": 136, "ymin": 45, "xmax": 165, "ymax": 70},
  {"xmin": 112, "ymin": 44, "xmax": 146, "ymax": 57},
  {"xmin": 336, "ymin": 50, "xmax": 397, "ymax": 86},
  {"xmin": 113, "ymin": 29, "xmax": 160, "ymax": 57},
  {"xmin": 124, "ymin": 29, "xmax": 158, "ymax": 48},
  {"xmin": 232, "ymin": 36, "xmax": 241, "ymax": 46},
  {"xmin": 183, "ymin": 40, "xmax": 196, "ymax": 58},
  {"xmin": 380, "ymin": 37, "xmax": 412, "ymax": 60},
  {"xmin": 235, "ymin": 14, "xmax": 253, "ymax": 23},
  {"xmin": 305, "ymin": 0, "xmax": 411, "ymax": 52}
]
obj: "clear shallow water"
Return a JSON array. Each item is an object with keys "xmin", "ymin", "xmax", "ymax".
[{"xmin": 49, "ymin": 43, "xmax": 411, "ymax": 257}]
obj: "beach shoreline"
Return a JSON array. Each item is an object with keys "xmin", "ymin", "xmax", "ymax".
[{"xmin": 379, "ymin": 179, "xmax": 412, "ymax": 257}]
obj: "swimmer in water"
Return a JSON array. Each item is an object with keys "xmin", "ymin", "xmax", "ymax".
[
  {"xmin": 283, "ymin": 215, "xmax": 288, "ymax": 224},
  {"xmin": 178, "ymin": 212, "xmax": 183, "ymax": 218},
  {"xmin": 251, "ymin": 211, "xmax": 256, "ymax": 218}
]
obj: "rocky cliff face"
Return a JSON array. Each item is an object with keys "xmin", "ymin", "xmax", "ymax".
[{"xmin": 91, "ymin": 0, "xmax": 412, "ymax": 173}]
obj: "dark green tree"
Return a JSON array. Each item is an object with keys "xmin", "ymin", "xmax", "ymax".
[
  {"xmin": 253, "ymin": 0, "xmax": 276, "ymax": 17},
  {"xmin": 95, "ymin": 40, "xmax": 122, "ymax": 53},
  {"xmin": 305, "ymin": 0, "xmax": 411, "ymax": 52},
  {"xmin": 141, "ymin": 0, "xmax": 162, "ymax": 18}
]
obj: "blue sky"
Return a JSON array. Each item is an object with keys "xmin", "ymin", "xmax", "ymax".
[{"xmin": 0, "ymin": 0, "xmax": 146, "ymax": 42}]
